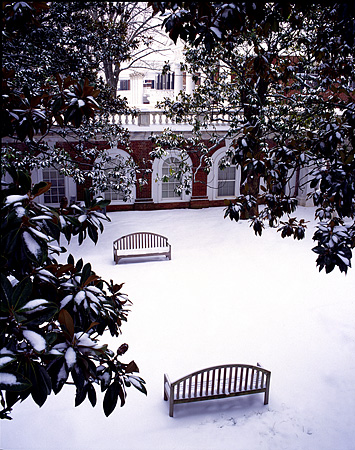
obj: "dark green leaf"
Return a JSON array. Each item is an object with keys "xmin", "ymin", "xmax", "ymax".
[
  {"xmin": 88, "ymin": 383, "xmax": 97, "ymax": 407},
  {"xmin": 12, "ymin": 278, "xmax": 33, "ymax": 310},
  {"xmin": 0, "ymin": 372, "xmax": 31, "ymax": 392},
  {"xmin": 81, "ymin": 263, "xmax": 92, "ymax": 285},
  {"xmin": 75, "ymin": 383, "xmax": 88, "ymax": 407},
  {"xmin": 48, "ymin": 357, "xmax": 68, "ymax": 394},
  {"xmin": 32, "ymin": 181, "xmax": 51, "ymax": 197},
  {"xmin": 0, "ymin": 274, "xmax": 13, "ymax": 308},
  {"xmin": 28, "ymin": 364, "xmax": 52, "ymax": 407},
  {"xmin": 103, "ymin": 382, "xmax": 120, "ymax": 416},
  {"xmin": 87, "ymin": 224, "xmax": 98, "ymax": 243},
  {"xmin": 84, "ymin": 189, "xmax": 91, "ymax": 208}
]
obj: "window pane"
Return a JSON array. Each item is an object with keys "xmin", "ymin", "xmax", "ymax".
[
  {"xmin": 218, "ymin": 181, "xmax": 235, "ymax": 196},
  {"xmin": 156, "ymin": 73, "xmax": 175, "ymax": 90},
  {"xmin": 119, "ymin": 80, "xmax": 130, "ymax": 90},
  {"xmin": 42, "ymin": 168, "xmax": 66, "ymax": 204},
  {"xmin": 162, "ymin": 157, "xmax": 181, "ymax": 199},
  {"xmin": 218, "ymin": 166, "xmax": 236, "ymax": 197},
  {"xmin": 101, "ymin": 159, "xmax": 126, "ymax": 202},
  {"xmin": 218, "ymin": 166, "xmax": 235, "ymax": 181}
]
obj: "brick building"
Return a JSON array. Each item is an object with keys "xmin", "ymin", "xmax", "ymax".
[{"xmin": 5, "ymin": 60, "xmax": 312, "ymax": 212}]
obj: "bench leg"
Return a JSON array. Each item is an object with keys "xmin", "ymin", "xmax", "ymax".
[
  {"xmin": 264, "ymin": 389, "xmax": 269, "ymax": 405},
  {"xmin": 169, "ymin": 399, "xmax": 174, "ymax": 417}
]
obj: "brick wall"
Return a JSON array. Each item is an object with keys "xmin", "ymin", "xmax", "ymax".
[{"xmin": 55, "ymin": 138, "xmax": 228, "ymax": 211}]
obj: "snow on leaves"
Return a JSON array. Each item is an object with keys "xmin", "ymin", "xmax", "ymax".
[
  {"xmin": 0, "ymin": 168, "xmax": 145, "ymax": 419},
  {"xmin": 149, "ymin": 3, "xmax": 354, "ymax": 274},
  {"xmin": 313, "ymin": 220, "xmax": 354, "ymax": 273},
  {"xmin": 22, "ymin": 330, "xmax": 46, "ymax": 353}
]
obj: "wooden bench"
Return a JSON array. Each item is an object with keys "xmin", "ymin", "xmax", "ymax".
[
  {"xmin": 164, "ymin": 364, "xmax": 271, "ymax": 417},
  {"xmin": 113, "ymin": 232, "xmax": 171, "ymax": 264}
]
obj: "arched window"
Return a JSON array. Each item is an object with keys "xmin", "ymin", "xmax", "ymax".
[
  {"xmin": 99, "ymin": 150, "xmax": 136, "ymax": 204},
  {"xmin": 151, "ymin": 151, "xmax": 192, "ymax": 203},
  {"xmin": 207, "ymin": 145, "xmax": 241, "ymax": 200},
  {"xmin": 101, "ymin": 159, "xmax": 126, "ymax": 202},
  {"xmin": 162, "ymin": 157, "xmax": 181, "ymax": 199}
]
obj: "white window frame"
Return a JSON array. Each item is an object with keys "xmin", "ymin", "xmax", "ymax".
[
  {"xmin": 152, "ymin": 151, "xmax": 192, "ymax": 203},
  {"xmin": 32, "ymin": 167, "xmax": 76, "ymax": 207},
  {"xmin": 161, "ymin": 156, "xmax": 183, "ymax": 200},
  {"xmin": 99, "ymin": 148, "xmax": 136, "ymax": 205},
  {"xmin": 207, "ymin": 145, "xmax": 241, "ymax": 200}
]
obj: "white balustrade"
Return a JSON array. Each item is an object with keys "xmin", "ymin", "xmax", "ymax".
[{"xmin": 109, "ymin": 110, "xmax": 232, "ymax": 129}]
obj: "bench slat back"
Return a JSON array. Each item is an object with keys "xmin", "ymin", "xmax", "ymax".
[
  {"xmin": 114, "ymin": 232, "xmax": 169, "ymax": 251},
  {"xmin": 172, "ymin": 364, "xmax": 270, "ymax": 400}
]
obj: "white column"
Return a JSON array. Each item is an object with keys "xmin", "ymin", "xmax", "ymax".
[
  {"xmin": 185, "ymin": 73, "xmax": 195, "ymax": 94},
  {"xmin": 174, "ymin": 63, "xmax": 184, "ymax": 98},
  {"xmin": 129, "ymin": 72, "xmax": 145, "ymax": 107}
]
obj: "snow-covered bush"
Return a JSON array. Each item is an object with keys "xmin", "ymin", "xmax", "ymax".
[{"xmin": 0, "ymin": 168, "xmax": 146, "ymax": 419}]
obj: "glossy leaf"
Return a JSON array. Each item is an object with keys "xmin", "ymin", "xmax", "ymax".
[{"xmin": 58, "ymin": 309, "xmax": 74, "ymax": 339}]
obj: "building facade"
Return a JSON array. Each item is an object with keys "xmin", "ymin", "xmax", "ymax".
[{"xmin": 4, "ymin": 59, "xmax": 312, "ymax": 212}]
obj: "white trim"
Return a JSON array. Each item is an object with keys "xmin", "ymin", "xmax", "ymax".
[
  {"xmin": 99, "ymin": 147, "xmax": 136, "ymax": 205},
  {"xmin": 207, "ymin": 146, "xmax": 241, "ymax": 200},
  {"xmin": 32, "ymin": 167, "xmax": 76, "ymax": 207}
]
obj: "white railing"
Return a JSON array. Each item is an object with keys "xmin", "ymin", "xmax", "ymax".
[{"xmin": 109, "ymin": 110, "xmax": 236, "ymax": 128}]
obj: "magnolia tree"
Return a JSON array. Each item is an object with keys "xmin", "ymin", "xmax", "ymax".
[
  {"xmin": 0, "ymin": 172, "xmax": 146, "ymax": 420},
  {"xmin": 149, "ymin": 1, "xmax": 355, "ymax": 274},
  {"xmin": 1, "ymin": 2, "xmax": 147, "ymax": 419}
]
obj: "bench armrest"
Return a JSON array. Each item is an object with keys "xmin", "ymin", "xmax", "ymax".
[
  {"xmin": 164, "ymin": 373, "xmax": 171, "ymax": 401},
  {"xmin": 164, "ymin": 373, "xmax": 171, "ymax": 385}
]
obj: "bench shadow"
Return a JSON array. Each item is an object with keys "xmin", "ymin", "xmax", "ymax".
[
  {"xmin": 167, "ymin": 394, "xmax": 267, "ymax": 420},
  {"xmin": 114, "ymin": 256, "xmax": 171, "ymax": 265}
]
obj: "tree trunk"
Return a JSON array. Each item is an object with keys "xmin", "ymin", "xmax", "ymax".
[
  {"xmin": 239, "ymin": 67, "xmax": 269, "ymax": 219},
  {"xmin": 103, "ymin": 60, "xmax": 120, "ymax": 93}
]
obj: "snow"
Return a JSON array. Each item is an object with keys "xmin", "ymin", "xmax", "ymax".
[
  {"xmin": 75, "ymin": 332, "xmax": 100, "ymax": 349},
  {"xmin": 22, "ymin": 231, "xmax": 41, "ymax": 258},
  {"xmin": 74, "ymin": 290, "xmax": 86, "ymax": 305},
  {"xmin": 0, "ymin": 356, "xmax": 15, "ymax": 369},
  {"xmin": 60, "ymin": 294, "xmax": 73, "ymax": 309},
  {"xmin": 2, "ymin": 206, "xmax": 354, "ymax": 450},
  {"xmin": 29, "ymin": 228, "xmax": 50, "ymax": 241},
  {"xmin": 210, "ymin": 27, "xmax": 222, "ymax": 39},
  {"xmin": 59, "ymin": 215, "xmax": 67, "ymax": 227},
  {"xmin": 5, "ymin": 194, "xmax": 28, "ymax": 205},
  {"xmin": 22, "ymin": 330, "xmax": 46, "ymax": 352},
  {"xmin": 15, "ymin": 206, "xmax": 26, "ymax": 218},
  {"xmin": 65, "ymin": 347, "xmax": 77, "ymax": 370},
  {"xmin": 0, "ymin": 373, "xmax": 21, "ymax": 387},
  {"xmin": 21, "ymin": 299, "xmax": 49, "ymax": 312}
]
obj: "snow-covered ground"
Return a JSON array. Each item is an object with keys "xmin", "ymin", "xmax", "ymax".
[{"xmin": 2, "ymin": 206, "xmax": 355, "ymax": 450}]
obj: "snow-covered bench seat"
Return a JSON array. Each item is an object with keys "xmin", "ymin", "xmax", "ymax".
[
  {"xmin": 113, "ymin": 232, "xmax": 171, "ymax": 264},
  {"xmin": 164, "ymin": 364, "xmax": 271, "ymax": 417}
]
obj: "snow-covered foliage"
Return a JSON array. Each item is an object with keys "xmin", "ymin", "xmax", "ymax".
[
  {"xmin": 150, "ymin": 2, "xmax": 355, "ymax": 273},
  {"xmin": 1, "ymin": 2, "xmax": 141, "ymax": 196},
  {"xmin": 0, "ymin": 168, "xmax": 146, "ymax": 420}
]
